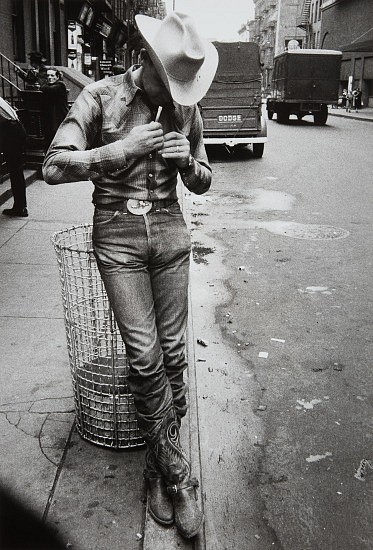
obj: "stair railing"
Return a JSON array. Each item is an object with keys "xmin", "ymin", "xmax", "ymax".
[{"xmin": 0, "ymin": 51, "xmax": 26, "ymax": 108}]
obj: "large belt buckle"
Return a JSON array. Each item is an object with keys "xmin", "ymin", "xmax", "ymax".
[{"xmin": 127, "ymin": 199, "xmax": 152, "ymax": 215}]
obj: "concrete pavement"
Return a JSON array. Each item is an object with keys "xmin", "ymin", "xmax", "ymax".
[{"xmin": 0, "ymin": 178, "xmax": 204, "ymax": 549}]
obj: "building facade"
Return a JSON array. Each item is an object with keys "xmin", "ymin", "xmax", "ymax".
[
  {"xmin": 0, "ymin": 0, "xmax": 166, "ymax": 82},
  {"xmin": 296, "ymin": 0, "xmax": 322, "ymax": 48},
  {"xmin": 321, "ymin": 0, "xmax": 373, "ymax": 107},
  {"xmin": 249, "ymin": 0, "xmax": 305, "ymax": 91}
]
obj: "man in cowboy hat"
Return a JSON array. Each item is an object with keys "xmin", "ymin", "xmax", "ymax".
[{"xmin": 43, "ymin": 12, "xmax": 218, "ymax": 539}]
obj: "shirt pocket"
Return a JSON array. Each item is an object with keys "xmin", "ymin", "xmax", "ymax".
[{"xmin": 100, "ymin": 94, "xmax": 127, "ymax": 142}]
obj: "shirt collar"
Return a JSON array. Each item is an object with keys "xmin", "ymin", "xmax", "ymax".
[{"xmin": 123, "ymin": 65, "xmax": 142, "ymax": 106}]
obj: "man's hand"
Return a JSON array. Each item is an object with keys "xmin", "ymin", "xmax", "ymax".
[
  {"xmin": 159, "ymin": 131, "xmax": 190, "ymax": 168},
  {"xmin": 122, "ymin": 122, "xmax": 164, "ymax": 160}
]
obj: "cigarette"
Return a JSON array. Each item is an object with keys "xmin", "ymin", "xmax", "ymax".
[{"xmin": 155, "ymin": 106, "xmax": 162, "ymax": 122}]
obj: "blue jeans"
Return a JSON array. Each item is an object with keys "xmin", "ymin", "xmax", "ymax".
[{"xmin": 92, "ymin": 202, "xmax": 191, "ymax": 441}]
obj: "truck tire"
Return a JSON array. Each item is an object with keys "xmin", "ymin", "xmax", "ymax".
[
  {"xmin": 268, "ymin": 110, "xmax": 274, "ymax": 120},
  {"xmin": 252, "ymin": 143, "xmax": 264, "ymax": 158},
  {"xmin": 313, "ymin": 105, "xmax": 328, "ymax": 125},
  {"xmin": 277, "ymin": 110, "xmax": 289, "ymax": 124}
]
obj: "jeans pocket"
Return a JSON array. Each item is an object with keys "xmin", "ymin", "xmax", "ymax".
[
  {"xmin": 93, "ymin": 209, "xmax": 120, "ymax": 226},
  {"xmin": 164, "ymin": 203, "xmax": 184, "ymax": 218}
]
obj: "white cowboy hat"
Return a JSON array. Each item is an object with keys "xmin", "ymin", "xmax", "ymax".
[{"xmin": 135, "ymin": 12, "xmax": 218, "ymax": 106}]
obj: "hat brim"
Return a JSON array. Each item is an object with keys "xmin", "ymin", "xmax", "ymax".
[{"xmin": 136, "ymin": 14, "xmax": 218, "ymax": 106}]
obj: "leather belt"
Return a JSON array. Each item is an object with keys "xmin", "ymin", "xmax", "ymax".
[{"xmin": 95, "ymin": 198, "xmax": 177, "ymax": 216}]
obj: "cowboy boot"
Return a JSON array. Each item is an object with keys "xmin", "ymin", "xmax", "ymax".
[
  {"xmin": 144, "ymin": 448, "xmax": 174, "ymax": 526},
  {"xmin": 168, "ymin": 476, "xmax": 204, "ymax": 539},
  {"xmin": 151, "ymin": 409, "xmax": 204, "ymax": 538}
]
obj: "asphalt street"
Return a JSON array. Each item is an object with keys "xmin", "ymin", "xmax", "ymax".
[
  {"xmin": 190, "ymin": 111, "xmax": 373, "ymax": 549},
  {"xmin": 0, "ymin": 108, "xmax": 372, "ymax": 550}
]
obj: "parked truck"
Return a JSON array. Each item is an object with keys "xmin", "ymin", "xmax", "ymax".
[
  {"xmin": 199, "ymin": 41, "xmax": 267, "ymax": 157},
  {"xmin": 267, "ymin": 49, "xmax": 342, "ymax": 125}
]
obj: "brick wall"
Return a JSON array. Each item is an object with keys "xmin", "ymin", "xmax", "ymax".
[{"xmin": 321, "ymin": 0, "xmax": 373, "ymax": 49}]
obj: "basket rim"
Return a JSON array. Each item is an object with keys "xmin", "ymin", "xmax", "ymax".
[{"xmin": 51, "ymin": 223, "xmax": 94, "ymax": 252}]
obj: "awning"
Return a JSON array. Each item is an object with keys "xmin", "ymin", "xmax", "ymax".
[{"xmin": 340, "ymin": 39, "xmax": 373, "ymax": 53}]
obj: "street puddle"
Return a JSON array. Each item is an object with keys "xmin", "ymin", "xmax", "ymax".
[
  {"xmin": 247, "ymin": 188, "xmax": 295, "ymax": 211},
  {"xmin": 256, "ymin": 221, "xmax": 349, "ymax": 240}
]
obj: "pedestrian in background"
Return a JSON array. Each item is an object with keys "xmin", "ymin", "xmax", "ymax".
[
  {"xmin": 0, "ymin": 97, "xmax": 28, "ymax": 217},
  {"xmin": 341, "ymin": 88, "xmax": 347, "ymax": 108},
  {"xmin": 15, "ymin": 51, "xmax": 48, "ymax": 89},
  {"xmin": 40, "ymin": 67, "xmax": 69, "ymax": 150},
  {"xmin": 345, "ymin": 89, "xmax": 353, "ymax": 112},
  {"xmin": 43, "ymin": 11, "xmax": 218, "ymax": 540},
  {"xmin": 352, "ymin": 87, "xmax": 362, "ymax": 112}
]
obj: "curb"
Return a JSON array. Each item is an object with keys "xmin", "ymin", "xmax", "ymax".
[{"xmin": 329, "ymin": 111, "xmax": 373, "ymax": 123}]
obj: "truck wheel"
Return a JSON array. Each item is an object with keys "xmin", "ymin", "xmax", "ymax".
[
  {"xmin": 252, "ymin": 143, "xmax": 264, "ymax": 158},
  {"xmin": 314, "ymin": 105, "xmax": 328, "ymax": 125},
  {"xmin": 268, "ymin": 110, "xmax": 274, "ymax": 120},
  {"xmin": 277, "ymin": 111, "xmax": 289, "ymax": 124}
]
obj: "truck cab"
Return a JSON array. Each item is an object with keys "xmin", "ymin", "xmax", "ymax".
[
  {"xmin": 267, "ymin": 49, "xmax": 342, "ymax": 125},
  {"xmin": 199, "ymin": 41, "xmax": 267, "ymax": 158}
]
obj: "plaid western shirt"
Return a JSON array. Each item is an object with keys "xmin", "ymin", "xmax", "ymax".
[{"xmin": 42, "ymin": 66, "xmax": 212, "ymax": 204}]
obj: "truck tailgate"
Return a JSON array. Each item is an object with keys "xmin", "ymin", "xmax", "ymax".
[{"xmin": 200, "ymin": 82, "xmax": 261, "ymax": 136}]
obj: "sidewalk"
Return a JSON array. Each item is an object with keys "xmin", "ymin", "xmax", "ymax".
[
  {"xmin": 0, "ymin": 178, "xmax": 203, "ymax": 549},
  {"xmin": 328, "ymin": 105, "xmax": 373, "ymax": 122}
]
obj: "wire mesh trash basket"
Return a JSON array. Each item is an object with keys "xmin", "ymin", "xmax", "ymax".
[{"xmin": 52, "ymin": 224, "xmax": 144, "ymax": 450}]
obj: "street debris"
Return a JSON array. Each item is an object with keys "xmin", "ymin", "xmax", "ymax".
[
  {"xmin": 197, "ymin": 338, "xmax": 209, "ymax": 347},
  {"xmin": 136, "ymin": 533, "xmax": 143, "ymax": 541},
  {"xmin": 296, "ymin": 398, "xmax": 322, "ymax": 410},
  {"xmin": 238, "ymin": 265, "xmax": 246, "ymax": 271},
  {"xmin": 354, "ymin": 459, "xmax": 373, "ymax": 481},
  {"xmin": 271, "ymin": 338, "xmax": 285, "ymax": 343},
  {"xmin": 306, "ymin": 452, "xmax": 332, "ymax": 463},
  {"xmin": 258, "ymin": 351, "xmax": 268, "ymax": 358},
  {"xmin": 298, "ymin": 286, "xmax": 332, "ymax": 294}
]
